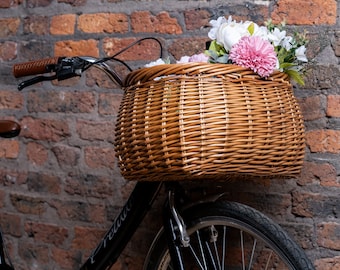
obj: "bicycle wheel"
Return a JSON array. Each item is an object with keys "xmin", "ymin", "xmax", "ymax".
[{"xmin": 144, "ymin": 201, "xmax": 315, "ymax": 270}]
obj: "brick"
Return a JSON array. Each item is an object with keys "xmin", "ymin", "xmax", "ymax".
[
  {"xmin": 168, "ymin": 37, "xmax": 209, "ymax": 60},
  {"xmin": 271, "ymin": 0, "xmax": 337, "ymax": 25},
  {"xmin": 19, "ymin": 39, "xmax": 53, "ymax": 60},
  {"xmin": 131, "ymin": 11, "xmax": 182, "ymax": 34},
  {"xmin": 26, "ymin": 142, "xmax": 48, "ymax": 166},
  {"xmin": 292, "ymin": 191, "xmax": 322, "ymax": 218},
  {"xmin": 86, "ymin": 67, "xmax": 126, "ymax": 89},
  {"xmin": 54, "ymin": 39, "xmax": 99, "ymax": 57},
  {"xmin": 24, "ymin": 221, "xmax": 68, "ymax": 246},
  {"xmin": 27, "ymin": 172, "xmax": 61, "ymax": 194},
  {"xmin": 98, "ymin": 93, "xmax": 123, "ymax": 115},
  {"xmin": 100, "ymin": 93, "xmax": 122, "ymax": 116},
  {"xmin": 78, "ymin": 13, "xmax": 128, "ymax": 34},
  {"xmin": 71, "ymin": 226, "xmax": 106, "ymax": 250},
  {"xmin": 23, "ymin": 16, "xmax": 49, "ymax": 35},
  {"xmin": 0, "ymin": 212, "xmax": 21, "ymax": 237},
  {"xmin": 305, "ymin": 130, "xmax": 340, "ymax": 153},
  {"xmin": 50, "ymin": 14, "xmax": 76, "ymax": 35},
  {"xmin": 334, "ymin": 31, "xmax": 340, "ymax": 57},
  {"xmin": 293, "ymin": 192, "xmax": 340, "ymax": 219},
  {"xmin": 64, "ymin": 174, "xmax": 116, "ymax": 199},
  {"xmin": 299, "ymin": 161, "xmax": 338, "ymax": 187},
  {"xmin": 102, "ymin": 37, "xmax": 161, "ymax": 61},
  {"xmin": 27, "ymin": 0, "xmax": 52, "ymax": 7},
  {"xmin": 0, "ymin": 169, "xmax": 27, "ymax": 186},
  {"xmin": 18, "ymin": 242, "xmax": 50, "ymax": 264},
  {"xmin": 0, "ymin": 91, "xmax": 23, "ymax": 109},
  {"xmin": 27, "ymin": 90, "xmax": 96, "ymax": 113},
  {"xmin": 0, "ymin": 41, "xmax": 17, "ymax": 61},
  {"xmin": 51, "ymin": 247, "xmax": 82, "ymax": 270},
  {"xmin": 84, "ymin": 146, "xmax": 116, "ymax": 169},
  {"xmin": 184, "ymin": 9, "xmax": 211, "ymax": 30},
  {"xmin": 317, "ymin": 222, "xmax": 340, "ymax": 250},
  {"xmin": 0, "ymin": 140, "xmax": 19, "ymax": 159},
  {"xmin": 303, "ymin": 64, "xmax": 340, "ymax": 90},
  {"xmin": 315, "ymin": 256, "xmax": 340, "ymax": 270},
  {"xmin": 52, "ymin": 145, "xmax": 80, "ymax": 167},
  {"xmin": 0, "ymin": 189, "xmax": 4, "ymax": 207},
  {"xmin": 76, "ymin": 119, "xmax": 116, "ymax": 143},
  {"xmin": 282, "ymin": 223, "xmax": 314, "ymax": 249},
  {"xmin": 10, "ymin": 193, "xmax": 45, "ymax": 215},
  {"xmin": 297, "ymin": 96, "xmax": 324, "ymax": 121},
  {"xmin": 50, "ymin": 200, "xmax": 86, "ymax": 221},
  {"xmin": 57, "ymin": 0, "xmax": 86, "ymax": 6},
  {"xmin": 0, "ymin": 18, "xmax": 20, "ymax": 37},
  {"xmin": 0, "ymin": 0, "xmax": 22, "ymax": 8},
  {"xmin": 20, "ymin": 116, "xmax": 70, "ymax": 142},
  {"xmin": 327, "ymin": 95, "xmax": 340, "ymax": 117}
]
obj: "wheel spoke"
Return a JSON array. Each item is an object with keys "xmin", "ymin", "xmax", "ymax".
[
  {"xmin": 247, "ymin": 238, "xmax": 257, "ymax": 270},
  {"xmin": 240, "ymin": 230, "xmax": 245, "ymax": 270},
  {"xmin": 222, "ymin": 226, "xmax": 226, "ymax": 270},
  {"xmin": 144, "ymin": 201, "xmax": 314, "ymax": 270},
  {"xmin": 264, "ymin": 250, "xmax": 273, "ymax": 270}
]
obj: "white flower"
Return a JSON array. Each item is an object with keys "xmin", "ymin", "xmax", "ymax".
[
  {"xmin": 216, "ymin": 19, "xmax": 252, "ymax": 51},
  {"xmin": 253, "ymin": 25, "xmax": 270, "ymax": 40},
  {"xmin": 281, "ymin": 36, "xmax": 293, "ymax": 51},
  {"xmin": 295, "ymin": 45, "xmax": 308, "ymax": 62},
  {"xmin": 145, "ymin": 58, "xmax": 166, "ymax": 67},
  {"xmin": 176, "ymin": 56, "xmax": 190, "ymax": 63},
  {"xmin": 267, "ymin": 28, "xmax": 287, "ymax": 46},
  {"xmin": 208, "ymin": 16, "xmax": 228, "ymax": 40}
]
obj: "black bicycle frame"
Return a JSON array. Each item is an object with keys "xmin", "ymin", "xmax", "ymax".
[{"xmin": 80, "ymin": 181, "xmax": 162, "ymax": 270}]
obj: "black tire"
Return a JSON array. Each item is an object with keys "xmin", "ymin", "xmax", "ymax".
[{"xmin": 144, "ymin": 201, "xmax": 315, "ymax": 270}]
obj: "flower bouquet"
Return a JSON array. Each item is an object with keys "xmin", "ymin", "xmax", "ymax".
[
  {"xmin": 206, "ymin": 16, "xmax": 308, "ymax": 84},
  {"xmin": 115, "ymin": 17, "xmax": 307, "ymax": 182}
]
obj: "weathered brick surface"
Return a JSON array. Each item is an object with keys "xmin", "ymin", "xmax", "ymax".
[
  {"xmin": 0, "ymin": 1, "xmax": 339, "ymax": 269},
  {"xmin": 50, "ymin": 14, "xmax": 76, "ymax": 35},
  {"xmin": 131, "ymin": 11, "xmax": 182, "ymax": 34},
  {"xmin": 23, "ymin": 16, "xmax": 49, "ymax": 35},
  {"xmin": 54, "ymin": 39, "xmax": 99, "ymax": 57},
  {"xmin": 271, "ymin": 0, "xmax": 337, "ymax": 25},
  {"xmin": 78, "ymin": 13, "xmax": 128, "ymax": 34},
  {"xmin": 0, "ymin": 140, "xmax": 19, "ymax": 159},
  {"xmin": 306, "ymin": 130, "xmax": 340, "ymax": 153}
]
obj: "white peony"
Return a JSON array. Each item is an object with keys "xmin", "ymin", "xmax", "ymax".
[
  {"xmin": 216, "ymin": 20, "xmax": 253, "ymax": 51},
  {"xmin": 208, "ymin": 16, "xmax": 228, "ymax": 40}
]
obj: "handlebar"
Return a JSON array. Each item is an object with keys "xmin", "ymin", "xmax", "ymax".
[
  {"xmin": 13, "ymin": 57, "xmax": 61, "ymax": 78},
  {"xmin": 0, "ymin": 120, "xmax": 20, "ymax": 138},
  {"xmin": 13, "ymin": 37, "xmax": 163, "ymax": 91}
]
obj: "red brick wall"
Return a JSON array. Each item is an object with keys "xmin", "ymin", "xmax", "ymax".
[{"xmin": 0, "ymin": 0, "xmax": 339, "ymax": 269}]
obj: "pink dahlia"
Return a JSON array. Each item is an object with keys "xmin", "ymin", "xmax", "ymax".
[{"xmin": 229, "ymin": 36, "xmax": 277, "ymax": 77}]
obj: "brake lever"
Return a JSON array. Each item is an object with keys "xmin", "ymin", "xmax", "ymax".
[
  {"xmin": 18, "ymin": 74, "xmax": 57, "ymax": 90},
  {"xmin": 17, "ymin": 57, "xmax": 92, "ymax": 90}
]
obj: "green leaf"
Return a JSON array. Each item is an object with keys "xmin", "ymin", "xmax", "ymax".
[
  {"xmin": 248, "ymin": 23, "xmax": 255, "ymax": 35},
  {"xmin": 285, "ymin": 69, "xmax": 305, "ymax": 86},
  {"xmin": 208, "ymin": 40, "xmax": 226, "ymax": 56}
]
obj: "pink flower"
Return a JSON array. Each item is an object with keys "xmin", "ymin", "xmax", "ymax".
[
  {"xmin": 188, "ymin": 53, "xmax": 209, "ymax": 63},
  {"xmin": 229, "ymin": 36, "xmax": 277, "ymax": 77}
]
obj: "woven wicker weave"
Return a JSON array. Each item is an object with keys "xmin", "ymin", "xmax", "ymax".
[{"xmin": 115, "ymin": 63, "xmax": 305, "ymax": 181}]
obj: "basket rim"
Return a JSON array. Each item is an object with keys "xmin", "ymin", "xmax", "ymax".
[{"xmin": 123, "ymin": 63, "xmax": 289, "ymax": 86}]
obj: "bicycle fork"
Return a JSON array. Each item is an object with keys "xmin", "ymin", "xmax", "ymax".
[{"xmin": 163, "ymin": 188, "xmax": 189, "ymax": 270}]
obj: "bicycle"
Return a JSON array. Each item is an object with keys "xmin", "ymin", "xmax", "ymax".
[{"xmin": 0, "ymin": 38, "xmax": 315, "ymax": 270}]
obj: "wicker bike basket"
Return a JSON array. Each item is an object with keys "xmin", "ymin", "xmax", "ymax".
[{"xmin": 115, "ymin": 63, "xmax": 305, "ymax": 181}]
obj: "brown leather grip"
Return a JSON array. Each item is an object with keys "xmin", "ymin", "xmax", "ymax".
[
  {"xmin": 13, "ymin": 57, "xmax": 60, "ymax": 78},
  {"xmin": 0, "ymin": 120, "xmax": 21, "ymax": 138}
]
